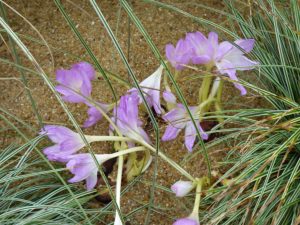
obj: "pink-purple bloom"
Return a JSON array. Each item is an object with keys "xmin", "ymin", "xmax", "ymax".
[
  {"xmin": 129, "ymin": 65, "xmax": 164, "ymax": 114},
  {"xmin": 165, "ymin": 31, "xmax": 258, "ymax": 95},
  {"xmin": 40, "ymin": 125, "xmax": 85, "ymax": 162},
  {"xmin": 173, "ymin": 218, "xmax": 199, "ymax": 225},
  {"xmin": 162, "ymin": 104, "xmax": 208, "ymax": 152},
  {"xmin": 55, "ymin": 62, "xmax": 95, "ymax": 103},
  {"xmin": 112, "ymin": 94, "xmax": 150, "ymax": 144},
  {"xmin": 171, "ymin": 180, "xmax": 194, "ymax": 197}
]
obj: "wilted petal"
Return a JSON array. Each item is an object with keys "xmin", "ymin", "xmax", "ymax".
[
  {"xmin": 83, "ymin": 103, "xmax": 109, "ymax": 128},
  {"xmin": 171, "ymin": 180, "xmax": 194, "ymax": 197}
]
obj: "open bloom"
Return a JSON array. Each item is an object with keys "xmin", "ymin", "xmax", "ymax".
[
  {"xmin": 129, "ymin": 65, "xmax": 164, "ymax": 114},
  {"xmin": 66, "ymin": 153, "xmax": 114, "ymax": 190},
  {"xmin": 55, "ymin": 62, "xmax": 95, "ymax": 103},
  {"xmin": 162, "ymin": 104, "xmax": 208, "ymax": 152},
  {"xmin": 171, "ymin": 180, "xmax": 194, "ymax": 197},
  {"xmin": 83, "ymin": 102, "xmax": 110, "ymax": 128},
  {"xmin": 40, "ymin": 125, "xmax": 86, "ymax": 162},
  {"xmin": 173, "ymin": 218, "xmax": 200, "ymax": 225},
  {"xmin": 166, "ymin": 38, "xmax": 192, "ymax": 70},
  {"xmin": 112, "ymin": 94, "xmax": 150, "ymax": 144},
  {"xmin": 213, "ymin": 38, "xmax": 258, "ymax": 95}
]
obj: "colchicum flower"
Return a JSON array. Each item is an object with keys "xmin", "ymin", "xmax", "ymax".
[
  {"xmin": 40, "ymin": 125, "xmax": 86, "ymax": 162},
  {"xmin": 83, "ymin": 102, "xmax": 110, "ymax": 128},
  {"xmin": 66, "ymin": 153, "xmax": 113, "ymax": 191},
  {"xmin": 162, "ymin": 104, "xmax": 208, "ymax": 152},
  {"xmin": 112, "ymin": 94, "xmax": 150, "ymax": 144},
  {"xmin": 165, "ymin": 38, "xmax": 192, "ymax": 70},
  {"xmin": 55, "ymin": 62, "xmax": 95, "ymax": 103},
  {"xmin": 171, "ymin": 180, "xmax": 194, "ymax": 197},
  {"xmin": 166, "ymin": 31, "xmax": 258, "ymax": 95},
  {"xmin": 129, "ymin": 65, "xmax": 164, "ymax": 114}
]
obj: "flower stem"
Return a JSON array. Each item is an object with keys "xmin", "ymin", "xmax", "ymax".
[
  {"xmin": 189, "ymin": 179, "xmax": 202, "ymax": 221},
  {"xmin": 198, "ymin": 75, "xmax": 212, "ymax": 103},
  {"xmin": 113, "ymin": 154, "xmax": 124, "ymax": 225},
  {"xmin": 85, "ymin": 135, "xmax": 132, "ymax": 143}
]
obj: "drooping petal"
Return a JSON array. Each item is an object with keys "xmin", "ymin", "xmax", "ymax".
[
  {"xmin": 235, "ymin": 39, "xmax": 255, "ymax": 53},
  {"xmin": 163, "ymin": 90, "xmax": 176, "ymax": 103},
  {"xmin": 85, "ymin": 172, "xmax": 98, "ymax": 191},
  {"xmin": 171, "ymin": 180, "xmax": 194, "ymax": 197},
  {"xmin": 162, "ymin": 124, "xmax": 182, "ymax": 141},
  {"xmin": 72, "ymin": 61, "xmax": 95, "ymax": 80},
  {"xmin": 216, "ymin": 59, "xmax": 247, "ymax": 95},
  {"xmin": 185, "ymin": 121, "xmax": 208, "ymax": 152}
]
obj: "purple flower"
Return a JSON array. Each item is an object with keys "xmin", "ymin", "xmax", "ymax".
[
  {"xmin": 55, "ymin": 62, "xmax": 95, "ymax": 103},
  {"xmin": 83, "ymin": 102, "xmax": 110, "ymax": 128},
  {"xmin": 171, "ymin": 180, "xmax": 194, "ymax": 197},
  {"xmin": 129, "ymin": 65, "xmax": 164, "ymax": 114},
  {"xmin": 66, "ymin": 153, "xmax": 113, "ymax": 190},
  {"xmin": 214, "ymin": 38, "xmax": 258, "ymax": 95},
  {"xmin": 112, "ymin": 94, "xmax": 150, "ymax": 144},
  {"xmin": 166, "ymin": 38, "xmax": 192, "ymax": 70},
  {"xmin": 186, "ymin": 31, "xmax": 213, "ymax": 65},
  {"xmin": 40, "ymin": 125, "xmax": 85, "ymax": 162},
  {"xmin": 163, "ymin": 90, "xmax": 177, "ymax": 104},
  {"xmin": 173, "ymin": 218, "xmax": 199, "ymax": 225},
  {"xmin": 162, "ymin": 104, "xmax": 208, "ymax": 152}
]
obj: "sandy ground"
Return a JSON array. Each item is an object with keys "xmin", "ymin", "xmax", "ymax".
[{"xmin": 0, "ymin": 1, "xmax": 264, "ymax": 224}]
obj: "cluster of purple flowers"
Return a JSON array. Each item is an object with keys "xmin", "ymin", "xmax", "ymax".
[
  {"xmin": 166, "ymin": 31, "xmax": 258, "ymax": 95},
  {"xmin": 40, "ymin": 30, "xmax": 258, "ymax": 225}
]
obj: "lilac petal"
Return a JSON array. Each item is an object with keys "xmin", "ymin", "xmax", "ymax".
[
  {"xmin": 215, "ymin": 41, "xmax": 233, "ymax": 61},
  {"xmin": 171, "ymin": 180, "xmax": 194, "ymax": 197},
  {"xmin": 72, "ymin": 62, "xmax": 95, "ymax": 80},
  {"xmin": 138, "ymin": 127, "xmax": 151, "ymax": 144},
  {"xmin": 162, "ymin": 106, "xmax": 186, "ymax": 125},
  {"xmin": 43, "ymin": 145, "xmax": 61, "ymax": 160},
  {"xmin": 138, "ymin": 65, "xmax": 163, "ymax": 114},
  {"xmin": 163, "ymin": 91, "xmax": 177, "ymax": 104},
  {"xmin": 184, "ymin": 122, "xmax": 197, "ymax": 152},
  {"xmin": 235, "ymin": 39, "xmax": 255, "ymax": 53},
  {"xmin": 216, "ymin": 59, "xmax": 247, "ymax": 95},
  {"xmin": 173, "ymin": 218, "xmax": 199, "ymax": 225},
  {"xmin": 86, "ymin": 172, "xmax": 98, "ymax": 191},
  {"xmin": 162, "ymin": 124, "xmax": 182, "ymax": 141},
  {"xmin": 190, "ymin": 55, "xmax": 211, "ymax": 65},
  {"xmin": 166, "ymin": 39, "xmax": 192, "ymax": 70},
  {"xmin": 185, "ymin": 121, "xmax": 209, "ymax": 152},
  {"xmin": 55, "ymin": 85, "xmax": 85, "ymax": 103},
  {"xmin": 208, "ymin": 31, "xmax": 218, "ymax": 51},
  {"xmin": 83, "ymin": 106, "xmax": 103, "ymax": 128},
  {"xmin": 40, "ymin": 125, "xmax": 77, "ymax": 143},
  {"xmin": 165, "ymin": 44, "xmax": 176, "ymax": 64}
]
